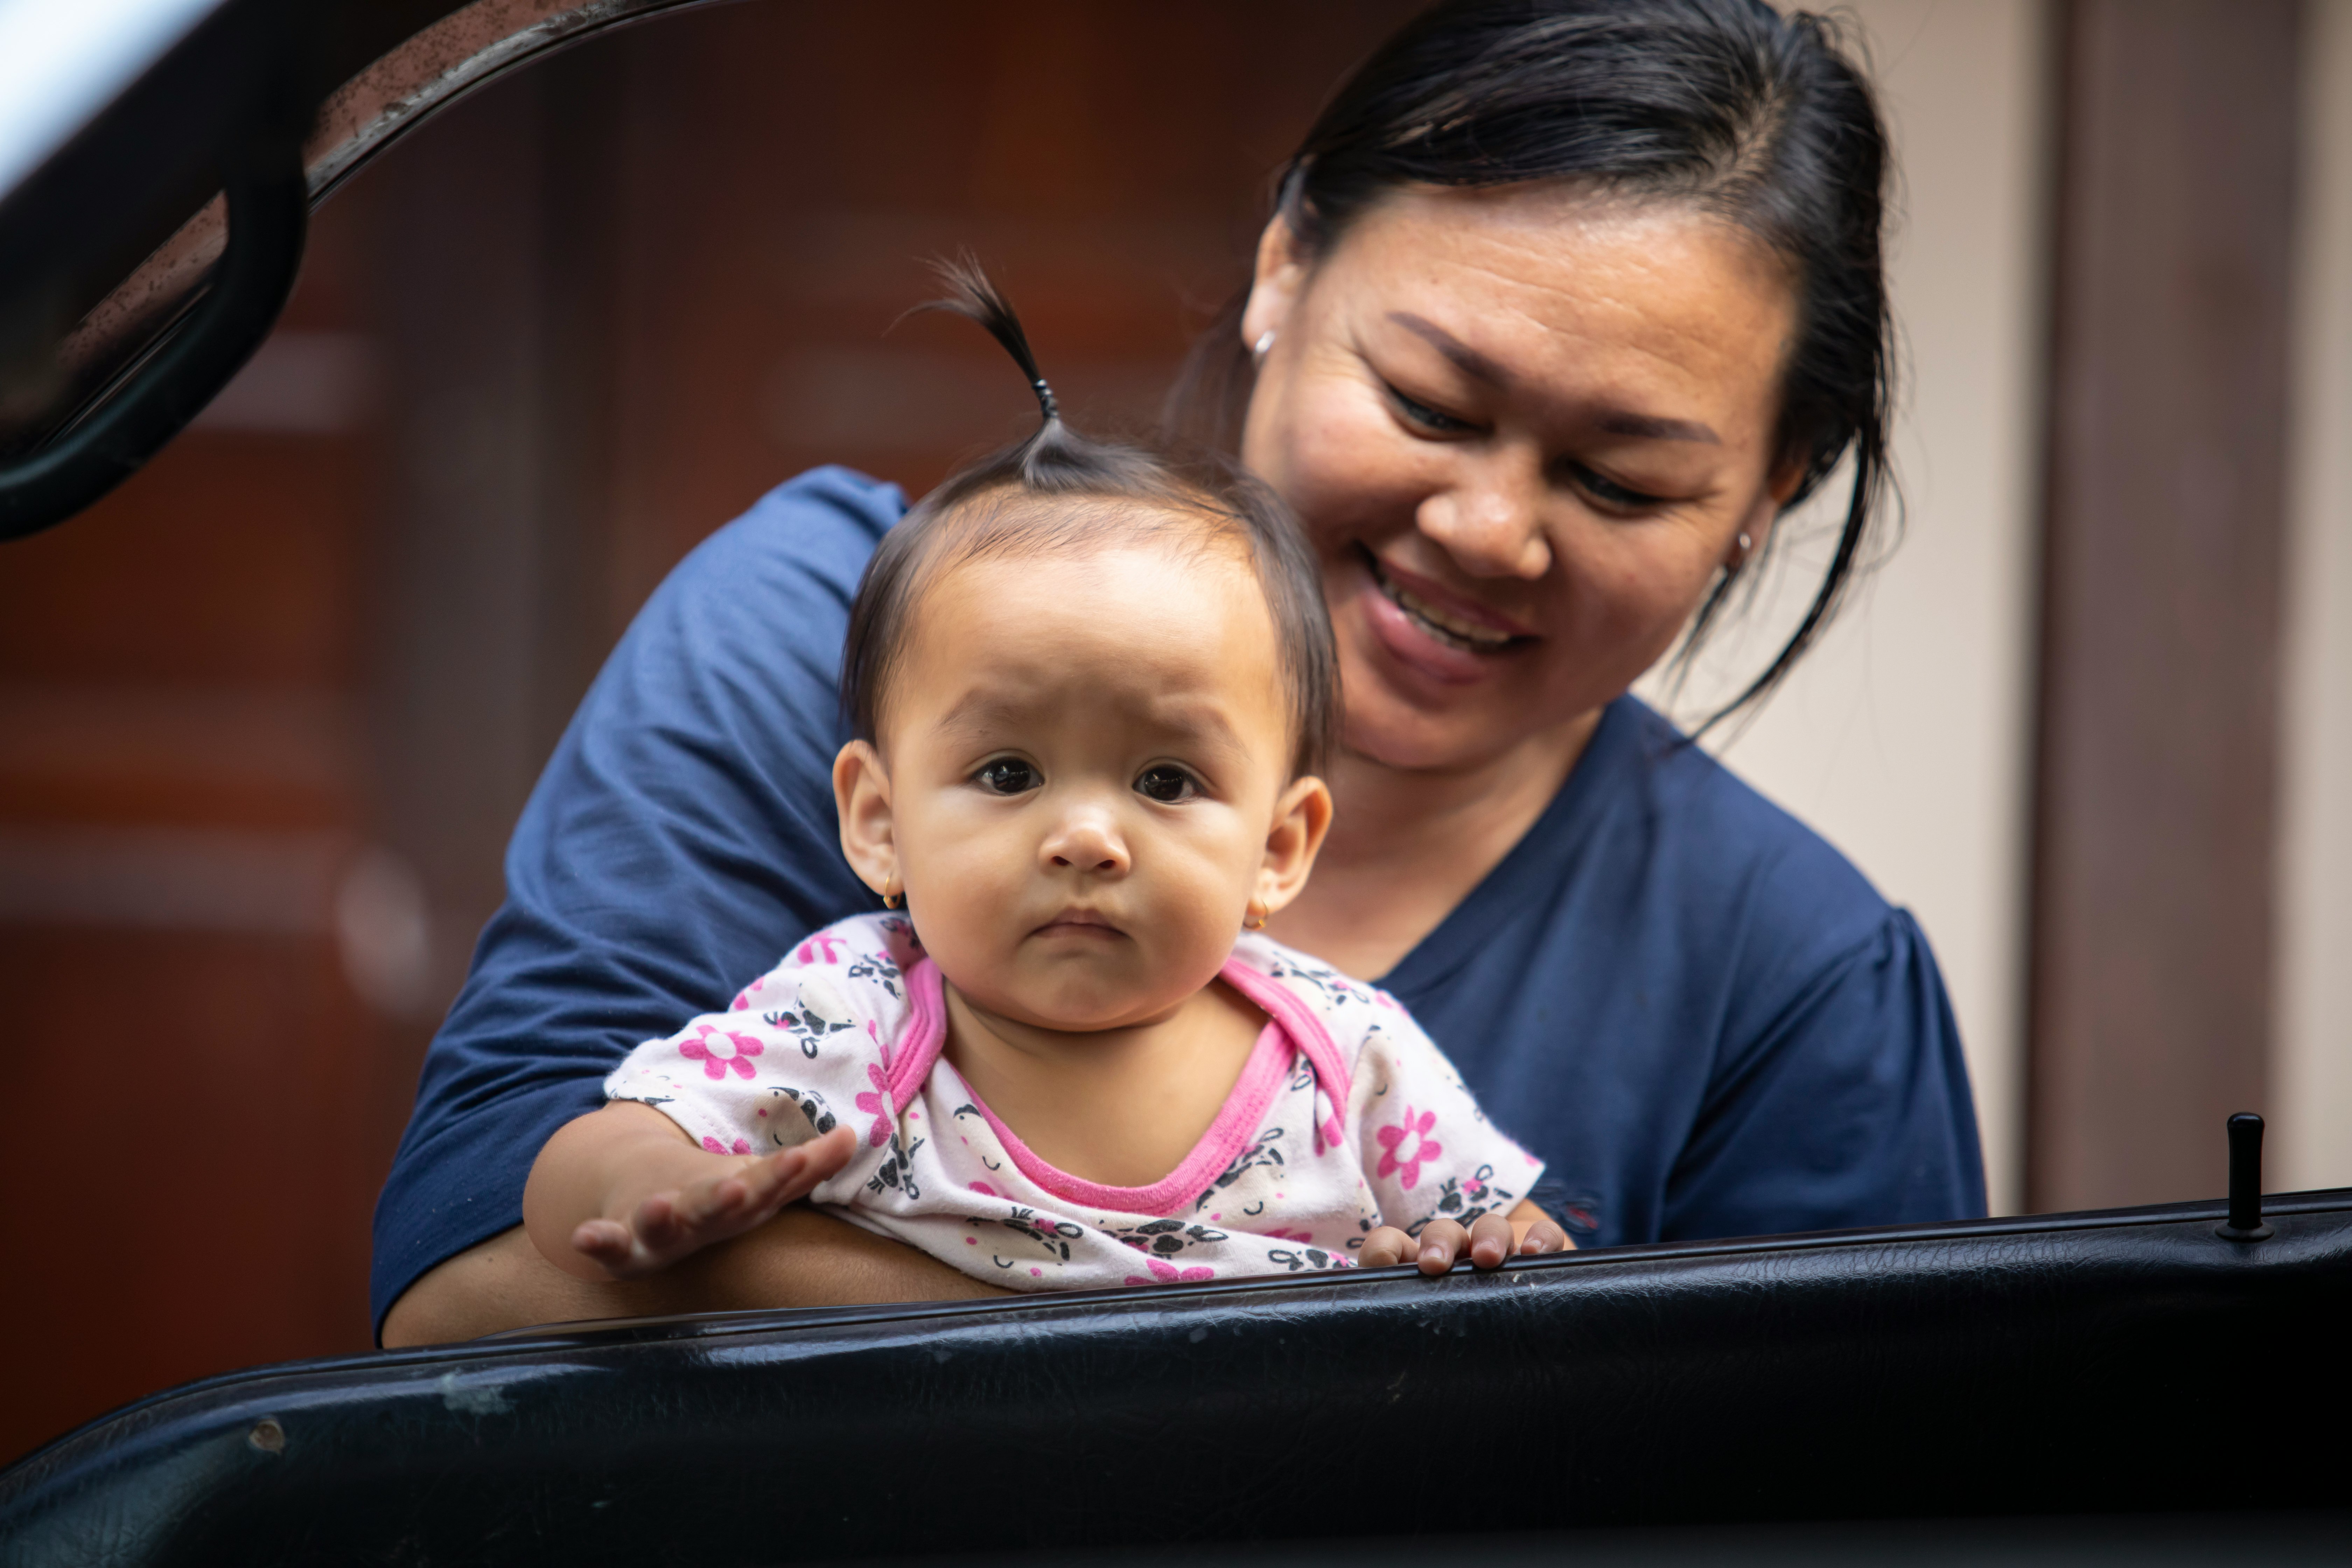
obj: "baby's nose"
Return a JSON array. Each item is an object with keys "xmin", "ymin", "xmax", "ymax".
[{"xmin": 1041, "ymin": 807, "xmax": 1130, "ymax": 875}]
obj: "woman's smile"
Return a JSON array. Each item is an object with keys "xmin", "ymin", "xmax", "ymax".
[{"xmin": 1344, "ymin": 545, "xmax": 1534, "ymax": 690}]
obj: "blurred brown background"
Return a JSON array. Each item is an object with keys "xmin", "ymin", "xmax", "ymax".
[
  {"xmin": 0, "ymin": 1, "xmax": 1419, "ymax": 1463},
  {"xmin": 5, "ymin": 0, "xmax": 2348, "ymax": 1468}
]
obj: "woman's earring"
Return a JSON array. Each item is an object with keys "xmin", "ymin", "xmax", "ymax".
[
  {"xmin": 1731, "ymin": 530, "xmax": 1753, "ymax": 570},
  {"xmin": 1243, "ymin": 899, "xmax": 1269, "ymax": 931},
  {"xmin": 1252, "ymin": 329, "xmax": 1276, "ymax": 365},
  {"xmin": 882, "ymin": 880, "xmax": 902, "ymax": 910}
]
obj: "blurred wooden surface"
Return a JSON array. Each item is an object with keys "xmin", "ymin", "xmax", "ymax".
[
  {"xmin": 0, "ymin": 0, "xmax": 1418, "ymax": 1464},
  {"xmin": 2029, "ymin": 0, "xmax": 2301, "ymax": 1210}
]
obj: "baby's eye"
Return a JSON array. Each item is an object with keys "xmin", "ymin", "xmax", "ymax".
[
  {"xmin": 974, "ymin": 758, "xmax": 1040, "ymax": 795},
  {"xmin": 1134, "ymin": 765, "xmax": 1197, "ymax": 804}
]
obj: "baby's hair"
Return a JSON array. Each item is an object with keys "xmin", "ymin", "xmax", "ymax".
[{"xmin": 843, "ymin": 258, "xmax": 1338, "ymax": 777}]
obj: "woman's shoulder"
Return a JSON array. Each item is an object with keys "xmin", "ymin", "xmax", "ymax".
[
  {"xmin": 659, "ymin": 466, "xmax": 905, "ymax": 605},
  {"xmin": 1600, "ymin": 698, "xmax": 1898, "ymax": 960}
]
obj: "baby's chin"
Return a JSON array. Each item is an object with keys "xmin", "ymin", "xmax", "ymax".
[
  {"xmin": 964, "ymin": 986, "xmax": 1191, "ymax": 1036},
  {"xmin": 945, "ymin": 965, "xmax": 1214, "ymax": 1038}
]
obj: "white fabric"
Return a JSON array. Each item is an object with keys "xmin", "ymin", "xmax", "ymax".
[{"xmin": 606, "ymin": 913, "xmax": 1544, "ymax": 1290}]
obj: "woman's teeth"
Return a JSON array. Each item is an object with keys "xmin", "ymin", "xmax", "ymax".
[{"xmin": 1374, "ymin": 566, "xmax": 1516, "ymax": 652}]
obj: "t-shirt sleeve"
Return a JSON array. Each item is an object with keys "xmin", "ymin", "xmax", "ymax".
[
  {"xmin": 1350, "ymin": 1007, "xmax": 1547, "ymax": 1236},
  {"xmin": 369, "ymin": 469, "xmax": 903, "ymax": 1338},
  {"xmin": 1664, "ymin": 906, "xmax": 1986, "ymax": 1240},
  {"xmin": 604, "ymin": 920, "xmax": 907, "ymax": 1185}
]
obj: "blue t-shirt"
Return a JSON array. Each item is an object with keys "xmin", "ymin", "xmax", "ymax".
[{"xmin": 371, "ymin": 467, "xmax": 1986, "ymax": 1334}]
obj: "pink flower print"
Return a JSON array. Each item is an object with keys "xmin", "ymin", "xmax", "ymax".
[
  {"xmin": 1376, "ymin": 1105, "xmax": 1442, "ymax": 1190},
  {"xmin": 1266, "ymin": 1227, "xmax": 1315, "ymax": 1243},
  {"xmin": 796, "ymin": 933, "xmax": 845, "ymax": 966},
  {"xmin": 678, "ymin": 1024, "xmax": 763, "ymax": 1080},
  {"xmin": 968, "ymin": 1181, "xmax": 997, "ymax": 1197},
  {"xmin": 1126, "ymin": 1256, "xmax": 1215, "ymax": 1286},
  {"xmin": 729, "ymin": 976, "xmax": 767, "ymax": 1011},
  {"xmin": 701, "ymin": 1136, "xmax": 752, "ymax": 1155},
  {"xmin": 853, "ymin": 1061, "xmax": 892, "ymax": 1147}
]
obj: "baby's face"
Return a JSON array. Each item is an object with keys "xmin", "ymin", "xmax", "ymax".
[{"xmin": 844, "ymin": 534, "xmax": 1320, "ymax": 1032}]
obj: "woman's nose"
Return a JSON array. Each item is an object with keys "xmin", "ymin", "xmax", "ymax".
[
  {"xmin": 1417, "ymin": 452, "xmax": 1553, "ymax": 581},
  {"xmin": 1039, "ymin": 805, "xmax": 1130, "ymax": 877}
]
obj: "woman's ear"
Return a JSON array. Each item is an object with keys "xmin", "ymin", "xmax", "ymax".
[
  {"xmin": 833, "ymin": 740, "xmax": 899, "ymax": 900},
  {"xmin": 1240, "ymin": 211, "xmax": 1311, "ymax": 354},
  {"xmin": 1728, "ymin": 456, "xmax": 1806, "ymax": 568},
  {"xmin": 1255, "ymin": 774, "xmax": 1335, "ymax": 918}
]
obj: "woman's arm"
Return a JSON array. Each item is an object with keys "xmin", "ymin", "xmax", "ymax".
[
  {"xmin": 384, "ymin": 1203, "xmax": 1011, "ymax": 1348},
  {"xmin": 372, "ymin": 471, "xmax": 918, "ymax": 1341}
]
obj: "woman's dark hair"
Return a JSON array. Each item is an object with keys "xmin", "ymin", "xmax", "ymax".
[
  {"xmin": 1167, "ymin": 0, "xmax": 1894, "ymax": 731},
  {"xmin": 845, "ymin": 259, "xmax": 1338, "ymax": 776}
]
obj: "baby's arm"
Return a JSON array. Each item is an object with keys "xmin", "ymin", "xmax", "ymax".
[
  {"xmin": 1359, "ymin": 1199, "xmax": 1572, "ymax": 1276},
  {"xmin": 524, "ymin": 1101, "xmax": 858, "ymax": 1281}
]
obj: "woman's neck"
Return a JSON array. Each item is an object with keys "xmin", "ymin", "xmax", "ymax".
[{"xmin": 1267, "ymin": 705, "xmax": 1603, "ymax": 981}]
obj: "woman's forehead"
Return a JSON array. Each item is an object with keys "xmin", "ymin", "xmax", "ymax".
[{"xmin": 1322, "ymin": 185, "xmax": 1797, "ymax": 432}]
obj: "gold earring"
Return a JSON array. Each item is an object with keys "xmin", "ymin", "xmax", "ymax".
[
  {"xmin": 882, "ymin": 880, "xmax": 902, "ymax": 910},
  {"xmin": 1243, "ymin": 900, "xmax": 1268, "ymax": 931}
]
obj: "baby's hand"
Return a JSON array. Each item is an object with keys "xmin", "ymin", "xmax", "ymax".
[
  {"xmin": 1360, "ymin": 1201, "xmax": 1572, "ymax": 1276},
  {"xmin": 570, "ymin": 1125, "xmax": 859, "ymax": 1279}
]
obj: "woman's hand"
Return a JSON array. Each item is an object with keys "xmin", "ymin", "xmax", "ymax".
[
  {"xmin": 1360, "ymin": 1199, "xmax": 1572, "ymax": 1275},
  {"xmin": 524, "ymin": 1101, "xmax": 858, "ymax": 1281}
]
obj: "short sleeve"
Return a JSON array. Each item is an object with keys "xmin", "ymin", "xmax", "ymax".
[
  {"xmin": 370, "ymin": 469, "xmax": 904, "ymax": 1336},
  {"xmin": 1350, "ymin": 1010, "xmax": 1547, "ymax": 1235},
  {"xmin": 1663, "ymin": 907, "xmax": 1985, "ymax": 1240},
  {"xmin": 605, "ymin": 916, "xmax": 914, "ymax": 1182}
]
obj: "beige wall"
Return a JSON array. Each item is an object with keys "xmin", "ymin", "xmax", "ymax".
[
  {"xmin": 2276, "ymin": 0, "xmax": 2352, "ymax": 1194},
  {"xmin": 1643, "ymin": 0, "xmax": 2051, "ymax": 1214}
]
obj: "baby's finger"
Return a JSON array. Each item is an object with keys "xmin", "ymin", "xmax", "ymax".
[
  {"xmin": 1416, "ymin": 1220, "xmax": 1469, "ymax": 1276},
  {"xmin": 628, "ymin": 1189, "xmax": 690, "ymax": 1256},
  {"xmin": 673, "ymin": 1169, "xmax": 755, "ymax": 1234},
  {"xmin": 571, "ymin": 1218, "xmax": 636, "ymax": 1270},
  {"xmin": 1467, "ymin": 1212, "xmax": 1517, "ymax": 1269},
  {"xmin": 792, "ymin": 1126, "xmax": 860, "ymax": 1187},
  {"xmin": 1519, "ymin": 1217, "xmax": 1574, "ymax": 1255},
  {"xmin": 1359, "ymin": 1226, "xmax": 1414, "ymax": 1268}
]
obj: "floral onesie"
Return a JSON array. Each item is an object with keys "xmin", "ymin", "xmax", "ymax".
[{"xmin": 604, "ymin": 913, "xmax": 1545, "ymax": 1290}]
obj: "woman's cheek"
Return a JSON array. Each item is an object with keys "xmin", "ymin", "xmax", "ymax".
[{"xmin": 1276, "ymin": 391, "xmax": 1427, "ymax": 550}]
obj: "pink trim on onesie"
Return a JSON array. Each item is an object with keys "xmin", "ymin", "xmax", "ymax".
[{"xmin": 885, "ymin": 955, "xmax": 1351, "ymax": 1217}]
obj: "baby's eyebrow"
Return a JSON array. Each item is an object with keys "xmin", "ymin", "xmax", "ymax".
[{"xmin": 932, "ymin": 688, "xmax": 1251, "ymax": 755}]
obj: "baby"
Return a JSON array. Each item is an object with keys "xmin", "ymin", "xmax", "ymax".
[{"xmin": 524, "ymin": 265, "xmax": 1568, "ymax": 1292}]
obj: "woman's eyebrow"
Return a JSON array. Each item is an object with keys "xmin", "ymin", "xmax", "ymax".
[
  {"xmin": 1386, "ymin": 310, "xmax": 1722, "ymax": 445},
  {"xmin": 1389, "ymin": 311, "xmax": 1510, "ymax": 386}
]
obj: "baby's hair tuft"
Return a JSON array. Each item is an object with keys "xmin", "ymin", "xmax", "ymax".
[{"xmin": 846, "ymin": 259, "xmax": 1338, "ymax": 779}]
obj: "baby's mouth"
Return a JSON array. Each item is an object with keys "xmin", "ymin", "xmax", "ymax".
[{"xmin": 1364, "ymin": 550, "xmax": 1522, "ymax": 654}]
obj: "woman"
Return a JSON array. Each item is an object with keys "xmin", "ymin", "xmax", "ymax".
[{"xmin": 377, "ymin": 0, "xmax": 1983, "ymax": 1346}]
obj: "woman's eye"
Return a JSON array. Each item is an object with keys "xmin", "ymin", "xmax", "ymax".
[
  {"xmin": 1567, "ymin": 461, "xmax": 1667, "ymax": 512},
  {"xmin": 974, "ymin": 758, "xmax": 1040, "ymax": 795},
  {"xmin": 1134, "ymin": 765, "xmax": 1197, "ymax": 804},
  {"xmin": 1385, "ymin": 383, "xmax": 1477, "ymax": 435}
]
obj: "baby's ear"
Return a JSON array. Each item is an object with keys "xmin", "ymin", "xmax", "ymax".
[
  {"xmin": 1256, "ymin": 774, "xmax": 1334, "ymax": 916},
  {"xmin": 833, "ymin": 740, "xmax": 898, "ymax": 898}
]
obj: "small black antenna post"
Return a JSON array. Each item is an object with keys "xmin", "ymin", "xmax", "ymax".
[{"xmin": 2214, "ymin": 1112, "xmax": 2273, "ymax": 1242}]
